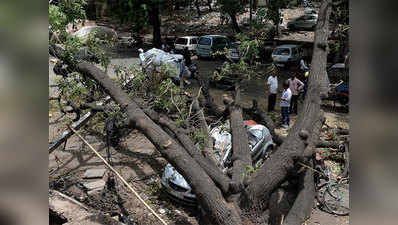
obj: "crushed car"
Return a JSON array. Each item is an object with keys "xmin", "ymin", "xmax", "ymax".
[
  {"xmin": 138, "ymin": 48, "xmax": 192, "ymax": 82},
  {"xmin": 161, "ymin": 120, "xmax": 275, "ymax": 205}
]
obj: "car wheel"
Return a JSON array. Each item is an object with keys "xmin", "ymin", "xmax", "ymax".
[{"xmin": 262, "ymin": 145, "xmax": 274, "ymax": 160}]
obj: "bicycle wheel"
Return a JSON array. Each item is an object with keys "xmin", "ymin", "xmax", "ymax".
[{"xmin": 323, "ymin": 183, "xmax": 350, "ymax": 216}]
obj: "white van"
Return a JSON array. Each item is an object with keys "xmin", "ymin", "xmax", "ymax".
[
  {"xmin": 271, "ymin": 44, "xmax": 302, "ymax": 67},
  {"xmin": 174, "ymin": 36, "xmax": 199, "ymax": 53}
]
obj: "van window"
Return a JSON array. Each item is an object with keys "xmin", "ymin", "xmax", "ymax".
[
  {"xmin": 273, "ymin": 48, "xmax": 290, "ymax": 56},
  {"xmin": 191, "ymin": 38, "xmax": 197, "ymax": 44},
  {"xmin": 213, "ymin": 37, "xmax": 227, "ymax": 46},
  {"xmin": 292, "ymin": 48, "xmax": 298, "ymax": 55},
  {"xmin": 199, "ymin": 37, "xmax": 211, "ymax": 45},
  {"xmin": 176, "ymin": 38, "xmax": 188, "ymax": 45}
]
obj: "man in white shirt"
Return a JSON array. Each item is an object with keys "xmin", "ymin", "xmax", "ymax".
[
  {"xmin": 267, "ymin": 71, "xmax": 278, "ymax": 112},
  {"xmin": 280, "ymin": 80, "xmax": 292, "ymax": 129}
]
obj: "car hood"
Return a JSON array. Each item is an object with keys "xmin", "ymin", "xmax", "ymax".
[{"xmin": 162, "ymin": 163, "xmax": 191, "ymax": 190}]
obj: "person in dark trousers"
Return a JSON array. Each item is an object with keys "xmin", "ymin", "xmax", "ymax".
[
  {"xmin": 182, "ymin": 47, "xmax": 192, "ymax": 67},
  {"xmin": 267, "ymin": 71, "xmax": 278, "ymax": 112},
  {"xmin": 287, "ymin": 72, "xmax": 304, "ymax": 114},
  {"xmin": 280, "ymin": 80, "xmax": 292, "ymax": 129}
]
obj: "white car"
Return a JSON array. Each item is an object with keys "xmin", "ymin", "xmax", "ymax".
[
  {"xmin": 174, "ymin": 36, "xmax": 199, "ymax": 53},
  {"xmin": 271, "ymin": 44, "xmax": 302, "ymax": 67},
  {"xmin": 161, "ymin": 120, "xmax": 275, "ymax": 205}
]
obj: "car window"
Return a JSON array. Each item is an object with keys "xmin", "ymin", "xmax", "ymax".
[
  {"xmin": 191, "ymin": 38, "xmax": 197, "ymax": 44},
  {"xmin": 176, "ymin": 38, "xmax": 188, "ymax": 45},
  {"xmin": 273, "ymin": 48, "xmax": 290, "ymax": 56},
  {"xmin": 292, "ymin": 48, "xmax": 298, "ymax": 55},
  {"xmin": 199, "ymin": 37, "xmax": 211, "ymax": 45}
]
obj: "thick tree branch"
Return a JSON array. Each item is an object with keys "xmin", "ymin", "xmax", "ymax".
[
  {"xmin": 73, "ymin": 61, "xmax": 241, "ymax": 224},
  {"xmin": 229, "ymin": 83, "xmax": 252, "ymax": 188},
  {"xmin": 142, "ymin": 107, "xmax": 233, "ymax": 195},
  {"xmin": 239, "ymin": 0, "xmax": 332, "ymax": 213}
]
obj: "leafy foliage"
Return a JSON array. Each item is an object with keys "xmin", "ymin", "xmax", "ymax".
[
  {"xmin": 216, "ymin": 0, "xmax": 249, "ymax": 16},
  {"xmin": 108, "ymin": 0, "xmax": 149, "ymax": 33}
]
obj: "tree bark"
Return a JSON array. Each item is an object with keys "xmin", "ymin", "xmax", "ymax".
[
  {"xmin": 148, "ymin": 2, "xmax": 162, "ymax": 48},
  {"xmin": 239, "ymin": 0, "xmax": 332, "ymax": 214},
  {"xmin": 75, "ymin": 62, "xmax": 242, "ymax": 225},
  {"xmin": 283, "ymin": 160, "xmax": 315, "ymax": 225},
  {"xmin": 207, "ymin": 0, "xmax": 213, "ymax": 11},
  {"xmin": 229, "ymin": 85, "xmax": 252, "ymax": 187},
  {"xmin": 229, "ymin": 12, "xmax": 241, "ymax": 33},
  {"xmin": 195, "ymin": 0, "xmax": 201, "ymax": 17}
]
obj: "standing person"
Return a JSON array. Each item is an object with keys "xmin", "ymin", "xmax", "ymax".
[
  {"xmin": 300, "ymin": 58, "xmax": 309, "ymax": 72},
  {"xmin": 280, "ymin": 80, "xmax": 292, "ymax": 129},
  {"xmin": 288, "ymin": 73, "xmax": 304, "ymax": 114},
  {"xmin": 182, "ymin": 47, "xmax": 192, "ymax": 67},
  {"xmin": 267, "ymin": 71, "xmax": 278, "ymax": 112}
]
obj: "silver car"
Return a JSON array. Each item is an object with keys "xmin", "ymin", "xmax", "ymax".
[
  {"xmin": 287, "ymin": 14, "xmax": 318, "ymax": 30},
  {"xmin": 161, "ymin": 121, "xmax": 275, "ymax": 205},
  {"xmin": 271, "ymin": 44, "xmax": 302, "ymax": 67}
]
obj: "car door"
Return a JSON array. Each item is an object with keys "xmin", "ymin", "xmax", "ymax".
[
  {"xmin": 190, "ymin": 38, "xmax": 198, "ymax": 51},
  {"xmin": 294, "ymin": 16, "xmax": 306, "ymax": 29}
]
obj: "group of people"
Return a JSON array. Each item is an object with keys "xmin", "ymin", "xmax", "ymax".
[{"xmin": 266, "ymin": 61, "xmax": 308, "ymax": 129}]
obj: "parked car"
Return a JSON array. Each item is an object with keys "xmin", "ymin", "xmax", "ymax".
[
  {"xmin": 73, "ymin": 26, "xmax": 118, "ymax": 44},
  {"xmin": 271, "ymin": 44, "xmax": 302, "ymax": 67},
  {"xmin": 196, "ymin": 35, "xmax": 233, "ymax": 59},
  {"xmin": 327, "ymin": 63, "xmax": 348, "ymax": 84},
  {"xmin": 287, "ymin": 14, "xmax": 318, "ymax": 30},
  {"xmin": 161, "ymin": 120, "xmax": 275, "ymax": 205},
  {"xmin": 304, "ymin": 8, "xmax": 317, "ymax": 15},
  {"xmin": 174, "ymin": 36, "xmax": 199, "ymax": 54}
]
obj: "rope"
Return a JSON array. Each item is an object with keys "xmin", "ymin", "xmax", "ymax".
[{"xmin": 68, "ymin": 125, "xmax": 168, "ymax": 225}]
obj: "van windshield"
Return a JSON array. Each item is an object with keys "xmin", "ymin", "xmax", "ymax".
[
  {"xmin": 199, "ymin": 37, "xmax": 211, "ymax": 45},
  {"xmin": 273, "ymin": 48, "xmax": 290, "ymax": 56},
  {"xmin": 176, "ymin": 38, "xmax": 188, "ymax": 45}
]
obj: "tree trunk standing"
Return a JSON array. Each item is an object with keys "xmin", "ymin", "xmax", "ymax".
[
  {"xmin": 229, "ymin": 12, "xmax": 241, "ymax": 33},
  {"xmin": 239, "ymin": 0, "xmax": 332, "ymax": 221},
  {"xmin": 207, "ymin": 0, "xmax": 213, "ymax": 11},
  {"xmin": 86, "ymin": 0, "xmax": 96, "ymax": 20},
  {"xmin": 195, "ymin": 0, "xmax": 201, "ymax": 17},
  {"xmin": 148, "ymin": 2, "xmax": 162, "ymax": 48},
  {"xmin": 174, "ymin": 0, "xmax": 180, "ymax": 10}
]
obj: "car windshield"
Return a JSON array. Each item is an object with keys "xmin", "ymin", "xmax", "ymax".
[
  {"xmin": 176, "ymin": 38, "xmax": 188, "ymax": 45},
  {"xmin": 199, "ymin": 37, "xmax": 211, "ymax": 45},
  {"xmin": 273, "ymin": 48, "xmax": 290, "ymax": 56}
]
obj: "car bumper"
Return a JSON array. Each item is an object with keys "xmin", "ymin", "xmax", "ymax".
[
  {"xmin": 196, "ymin": 49, "xmax": 212, "ymax": 57},
  {"xmin": 161, "ymin": 180, "xmax": 197, "ymax": 205}
]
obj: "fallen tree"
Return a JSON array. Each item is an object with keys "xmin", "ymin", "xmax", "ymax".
[{"xmin": 49, "ymin": 0, "xmax": 333, "ymax": 223}]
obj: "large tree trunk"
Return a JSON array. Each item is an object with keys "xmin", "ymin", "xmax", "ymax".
[
  {"xmin": 229, "ymin": 84, "xmax": 252, "ymax": 187},
  {"xmin": 50, "ymin": 1, "xmax": 333, "ymax": 223},
  {"xmin": 239, "ymin": 0, "xmax": 332, "ymax": 219},
  {"xmin": 229, "ymin": 12, "xmax": 241, "ymax": 33},
  {"xmin": 148, "ymin": 2, "xmax": 162, "ymax": 48},
  {"xmin": 76, "ymin": 62, "xmax": 242, "ymax": 224},
  {"xmin": 195, "ymin": 0, "xmax": 201, "ymax": 17},
  {"xmin": 283, "ymin": 160, "xmax": 315, "ymax": 225},
  {"xmin": 207, "ymin": 0, "xmax": 213, "ymax": 11}
]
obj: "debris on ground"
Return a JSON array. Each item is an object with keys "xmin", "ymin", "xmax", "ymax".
[{"xmin": 83, "ymin": 168, "xmax": 107, "ymax": 179}]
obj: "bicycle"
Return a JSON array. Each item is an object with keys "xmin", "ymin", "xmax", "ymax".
[
  {"xmin": 314, "ymin": 141, "xmax": 350, "ymax": 216},
  {"xmin": 320, "ymin": 167, "xmax": 350, "ymax": 216}
]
